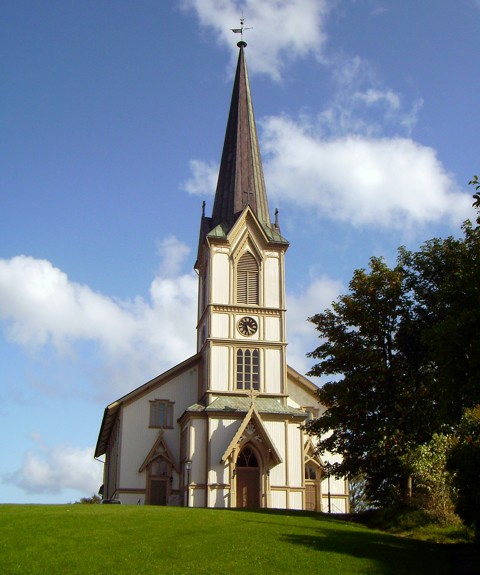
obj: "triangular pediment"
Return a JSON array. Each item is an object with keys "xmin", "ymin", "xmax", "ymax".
[
  {"xmin": 230, "ymin": 205, "xmax": 287, "ymax": 250},
  {"xmin": 206, "ymin": 205, "xmax": 288, "ymax": 249},
  {"xmin": 139, "ymin": 430, "xmax": 180, "ymax": 474},
  {"xmin": 304, "ymin": 436, "xmax": 324, "ymax": 467},
  {"xmin": 220, "ymin": 404, "xmax": 282, "ymax": 467}
]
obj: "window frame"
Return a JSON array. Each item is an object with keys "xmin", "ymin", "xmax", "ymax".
[
  {"xmin": 149, "ymin": 399, "xmax": 174, "ymax": 429},
  {"xmin": 236, "ymin": 348, "xmax": 260, "ymax": 391}
]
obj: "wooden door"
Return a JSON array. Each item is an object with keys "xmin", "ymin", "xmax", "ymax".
[
  {"xmin": 305, "ymin": 482, "xmax": 318, "ymax": 511},
  {"xmin": 236, "ymin": 468, "xmax": 260, "ymax": 508},
  {"xmin": 149, "ymin": 478, "xmax": 167, "ymax": 505}
]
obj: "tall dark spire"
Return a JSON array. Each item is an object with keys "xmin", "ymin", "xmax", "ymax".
[{"xmin": 211, "ymin": 41, "xmax": 271, "ymax": 231}]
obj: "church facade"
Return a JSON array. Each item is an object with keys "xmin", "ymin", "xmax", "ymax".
[{"xmin": 95, "ymin": 41, "xmax": 349, "ymax": 513}]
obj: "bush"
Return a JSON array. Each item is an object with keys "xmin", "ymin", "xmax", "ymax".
[
  {"xmin": 403, "ymin": 433, "xmax": 457, "ymax": 523},
  {"xmin": 75, "ymin": 494, "xmax": 101, "ymax": 504}
]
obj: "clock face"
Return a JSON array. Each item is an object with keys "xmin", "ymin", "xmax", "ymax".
[{"xmin": 237, "ymin": 316, "xmax": 258, "ymax": 336}]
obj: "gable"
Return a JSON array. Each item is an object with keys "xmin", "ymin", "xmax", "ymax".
[
  {"xmin": 220, "ymin": 405, "xmax": 283, "ymax": 466},
  {"xmin": 228, "ymin": 206, "xmax": 288, "ymax": 254},
  {"xmin": 138, "ymin": 431, "xmax": 180, "ymax": 473},
  {"xmin": 95, "ymin": 353, "xmax": 201, "ymax": 458},
  {"xmin": 304, "ymin": 436, "xmax": 324, "ymax": 467}
]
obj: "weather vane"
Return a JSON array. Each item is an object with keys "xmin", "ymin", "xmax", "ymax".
[{"xmin": 231, "ymin": 17, "xmax": 252, "ymax": 42}]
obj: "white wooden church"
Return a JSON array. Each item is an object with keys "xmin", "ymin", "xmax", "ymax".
[{"xmin": 95, "ymin": 40, "xmax": 349, "ymax": 513}]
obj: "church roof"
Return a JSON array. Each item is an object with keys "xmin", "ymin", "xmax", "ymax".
[
  {"xmin": 197, "ymin": 41, "xmax": 287, "ymax": 256},
  {"xmin": 212, "ymin": 41, "xmax": 269, "ymax": 229},
  {"xmin": 186, "ymin": 395, "xmax": 306, "ymax": 418}
]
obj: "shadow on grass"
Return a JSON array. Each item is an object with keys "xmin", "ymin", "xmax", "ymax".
[
  {"xmin": 281, "ymin": 528, "xmax": 446, "ymax": 575},
  {"xmin": 230, "ymin": 508, "xmax": 450, "ymax": 575}
]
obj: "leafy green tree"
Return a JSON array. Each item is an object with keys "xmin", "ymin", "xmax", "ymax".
[
  {"xmin": 399, "ymin": 203, "xmax": 480, "ymax": 425},
  {"xmin": 306, "ymin": 257, "xmax": 438, "ymax": 506},
  {"xmin": 447, "ymin": 405, "xmax": 480, "ymax": 540}
]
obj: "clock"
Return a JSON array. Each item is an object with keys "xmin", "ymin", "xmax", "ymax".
[{"xmin": 237, "ymin": 316, "xmax": 258, "ymax": 336}]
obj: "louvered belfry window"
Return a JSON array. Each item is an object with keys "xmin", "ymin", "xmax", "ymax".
[{"xmin": 237, "ymin": 252, "xmax": 259, "ymax": 305}]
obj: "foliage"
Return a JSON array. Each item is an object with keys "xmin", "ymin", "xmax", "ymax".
[
  {"xmin": 447, "ymin": 405, "xmax": 480, "ymax": 541},
  {"xmin": 402, "ymin": 434, "xmax": 457, "ymax": 522},
  {"xmin": 0, "ymin": 505, "xmax": 460, "ymax": 574},
  {"xmin": 306, "ymin": 257, "xmax": 438, "ymax": 506},
  {"xmin": 469, "ymin": 175, "xmax": 480, "ymax": 224},
  {"xmin": 75, "ymin": 494, "xmax": 101, "ymax": 504},
  {"xmin": 399, "ymin": 222, "xmax": 480, "ymax": 425}
]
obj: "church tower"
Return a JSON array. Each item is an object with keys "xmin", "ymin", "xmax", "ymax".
[
  {"xmin": 185, "ymin": 40, "xmax": 310, "ymax": 509},
  {"xmin": 195, "ymin": 41, "xmax": 289, "ymax": 404}
]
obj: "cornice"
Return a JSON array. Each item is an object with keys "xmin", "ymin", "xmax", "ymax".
[
  {"xmin": 207, "ymin": 339, "xmax": 286, "ymax": 348},
  {"xmin": 211, "ymin": 304, "xmax": 284, "ymax": 316}
]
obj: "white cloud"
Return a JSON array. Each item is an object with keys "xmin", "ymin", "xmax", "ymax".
[
  {"xmin": 331, "ymin": 55, "xmax": 377, "ymax": 92},
  {"xmin": 0, "ymin": 256, "xmax": 134, "ymax": 353},
  {"xmin": 319, "ymin": 54, "xmax": 424, "ymax": 138},
  {"xmin": 181, "ymin": 159, "xmax": 218, "ymax": 197},
  {"xmin": 261, "ymin": 115, "xmax": 472, "ymax": 231},
  {"xmin": 3, "ymin": 437, "xmax": 102, "ymax": 496},
  {"xmin": 352, "ymin": 88, "xmax": 400, "ymax": 110},
  {"xmin": 181, "ymin": 0, "xmax": 331, "ymax": 80},
  {"xmin": 156, "ymin": 235, "xmax": 192, "ymax": 277},
  {"xmin": 0, "ymin": 237, "xmax": 198, "ymax": 398}
]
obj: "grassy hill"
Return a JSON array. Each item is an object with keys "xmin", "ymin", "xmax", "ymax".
[{"xmin": 0, "ymin": 505, "xmax": 475, "ymax": 574}]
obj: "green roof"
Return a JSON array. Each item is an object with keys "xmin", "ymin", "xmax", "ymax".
[{"xmin": 186, "ymin": 396, "xmax": 306, "ymax": 417}]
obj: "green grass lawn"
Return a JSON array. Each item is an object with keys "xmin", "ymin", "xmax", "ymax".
[{"xmin": 0, "ymin": 505, "xmax": 472, "ymax": 574}]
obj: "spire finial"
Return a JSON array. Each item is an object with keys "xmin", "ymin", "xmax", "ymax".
[{"xmin": 231, "ymin": 16, "xmax": 252, "ymax": 44}]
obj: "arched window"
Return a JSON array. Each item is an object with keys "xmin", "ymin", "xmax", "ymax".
[
  {"xmin": 236, "ymin": 349, "xmax": 260, "ymax": 390},
  {"xmin": 237, "ymin": 252, "xmax": 259, "ymax": 305},
  {"xmin": 237, "ymin": 446, "xmax": 259, "ymax": 467}
]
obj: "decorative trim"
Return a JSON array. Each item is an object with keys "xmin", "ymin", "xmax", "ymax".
[
  {"xmin": 209, "ymin": 339, "xmax": 286, "ymax": 348},
  {"xmin": 213, "ymin": 304, "xmax": 283, "ymax": 316},
  {"xmin": 139, "ymin": 431, "xmax": 180, "ymax": 474},
  {"xmin": 220, "ymin": 405, "xmax": 282, "ymax": 465}
]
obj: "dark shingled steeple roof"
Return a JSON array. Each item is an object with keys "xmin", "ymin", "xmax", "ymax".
[
  {"xmin": 211, "ymin": 40, "xmax": 270, "ymax": 230},
  {"xmin": 197, "ymin": 41, "xmax": 288, "ymax": 252}
]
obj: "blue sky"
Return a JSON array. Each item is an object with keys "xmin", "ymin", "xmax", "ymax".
[{"xmin": 1, "ymin": 0, "xmax": 478, "ymax": 503}]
